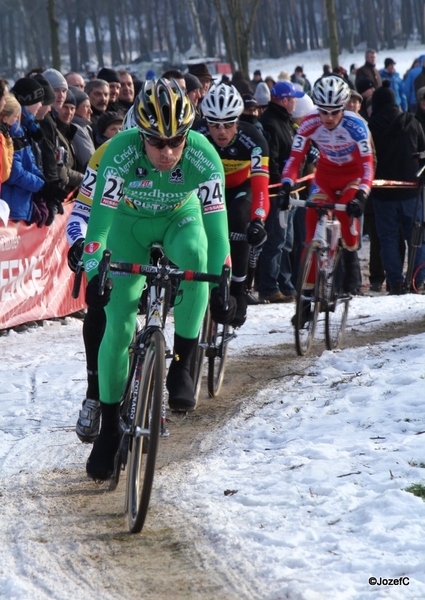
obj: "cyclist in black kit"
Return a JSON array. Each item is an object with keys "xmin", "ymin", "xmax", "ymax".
[{"xmin": 193, "ymin": 83, "xmax": 270, "ymax": 326}]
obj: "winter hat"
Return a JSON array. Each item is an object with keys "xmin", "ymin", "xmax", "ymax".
[
  {"xmin": 371, "ymin": 80, "xmax": 397, "ymax": 112},
  {"xmin": 291, "ymin": 91, "xmax": 314, "ymax": 118},
  {"xmin": 184, "ymin": 73, "xmax": 202, "ymax": 94},
  {"xmin": 254, "ymin": 82, "xmax": 271, "ymax": 106},
  {"xmin": 416, "ymin": 86, "xmax": 425, "ymax": 103},
  {"xmin": 69, "ymin": 85, "xmax": 90, "ymax": 107},
  {"xmin": 188, "ymin": 63, "xmax": 213, "ymax": 81},
  {"xmin": 242, "ymin": 93, "xmax": 259, "ymax": 110},
  {"xmin": 31, "ymin": 74, "xmax": 55, "ymax": 106},
  {"xmin": 64, "ymin": 89, "xmax": 77, "ymax": 106},
  {"xmin": 97, "ymin": 67, "xmax": 120, "ymax": 84},
  {"xmin": 349, "ymin": 90, "xmax": 363, "ymax": 103},
  {"xmin": 253, "ymin": 69, "xmax": 261, "ymax": 77},
  {"xmin": 11, "ymin": 77, "xmax": 45, "ymax": 106},
  {"xmin": 271, "ymin": 81, "xmax": 305, "ymax": 99},
  {"xmin": 356, "ymin": 78, "xmax": 375, "ymax": 95},
  {"xmin": 145, "ymin": 69, "xmax": 156, "ymax": 80},
  {"xmin": 96, "ymin": 111, "xmax": 123, "ymax": 136},
  {"xmin": 384, "ymin": 58, "xmax": 396, "ymax": 68},
  {"xmin": 43, "ymin": 68, "xmax": 68, "ymax": 90}
]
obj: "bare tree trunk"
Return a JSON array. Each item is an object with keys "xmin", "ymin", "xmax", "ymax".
[
  {"xmin": 187, "ymin": 0, "xmax": 207, "ymax": 55},
  {"xmin": 325, "ymin": 0, "xmax": 339, "ymax": 68},
  {"xmin": 364, "ymin": 0, "xmax": 378, "ymax": 49},
  {"xmin": 46, "ymin": 0, "xmax": 61, "ymax": 70},
  {"xmin": 107, "ymin": 0, "xmax": 122, "ymax": 64},
  {"xmin": 89, "ymin": 0, "xmax": 104, "ymax": 68}
]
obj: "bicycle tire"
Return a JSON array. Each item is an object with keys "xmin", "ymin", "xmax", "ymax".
[
  {"xmin": 126, "ymin": 329, "xmax": 165, "ymax": 533},
  {"xmin": 191, "ymin": 309, "xmax": 210, "ymax": 404},
  {"xmin": 207, "ymin": 319, "xmax": 229, "ymax": 398},
  {"xmin": 294, "ymin": 241, "xmax": 321, "ymax": 356},
  {"xmin": 412, "ymin": 261, "xmax": 425, "ymax": 293},
  {"xmin": 325, "ymin": 244, "xmax": 350, "ymax": 350}
]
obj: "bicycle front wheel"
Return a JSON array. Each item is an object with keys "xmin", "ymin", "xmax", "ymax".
[
  {"xmin": 294, "ymin": 241, "xmax": 321, "ymax": 356},
  {"xmin": 191, "ymin": 309, "xmax": 210, "ymax": 404},
  {"xmin": 325, "ymin": 245, "xmax": 350, "ymax": 350},
  {"xmin": 126, "ymin": 329, "xmax": 165, "ymax": 534},
  {"xmin": 207, "ymin": 319, "xmax": 230, "ymax": 398}
]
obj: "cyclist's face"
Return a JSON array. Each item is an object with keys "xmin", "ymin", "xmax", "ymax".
[
  {"xmin": 207, "ymin": 121, "xmax": 237, "ymax": 147},
  {"xmin": 318, "ymin": 107, "xmax": 343, "ymax": 130},
  {"xmin": 143, "ymin": 138, "xmax": 185, "ymax": 171}
]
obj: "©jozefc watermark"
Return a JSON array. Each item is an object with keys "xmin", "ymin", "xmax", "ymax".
[{"xmin": 369, "ymin": 576, "xmax": 409, "ymax": 586}]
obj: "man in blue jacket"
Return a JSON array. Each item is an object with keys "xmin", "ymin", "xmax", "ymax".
[
  {"xmin": 403, "ymin": 54, "xmax": 425, "ymax": 112},
  {"xmin": 379, "ymin": 58, "xmax": 407, "ymax": 110}
]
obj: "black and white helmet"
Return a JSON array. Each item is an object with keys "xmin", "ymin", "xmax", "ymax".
[
  {"xmin": 312, "ymin": 75, "xmax": 351, "ymax": 109},
  {"xmin": 202, "ymin": 83, "xmax": 244, "ymax": 121}
]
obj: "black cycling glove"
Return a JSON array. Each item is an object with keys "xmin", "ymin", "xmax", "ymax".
[
  {"xmin": 247, "ymin": 218, "xmax": 267, "ymax": 248},
  {"xmin": 209, "ymin": 287, "xmax": 237, "ymax": 325},
  {"xmin": 85, "ymin": 274, "xmax": 114, "ymax": 310},
  {"xmin": 277, "ymin": 182, "xmax": 293, "ymax": 211},
  {"xmin": 67, "ymin": 238, "xmax": 85, "ymax": 273},
  {"xmin": 346, "ymin": 190, "xmax": 368, "ymax": 218}
]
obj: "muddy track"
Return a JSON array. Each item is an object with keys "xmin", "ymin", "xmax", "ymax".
[{"xmin": 3, "ymin": 316, "xmax": 424, "ymax": 600}]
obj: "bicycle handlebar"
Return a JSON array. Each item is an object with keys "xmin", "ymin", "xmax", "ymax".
[
  {"xmin": 289, "ymin": 198, "xmax": 347, "ymax": 211},
  {"xmin": 97, "ymin": 250, "xmax": 231, "ymax": 310}
]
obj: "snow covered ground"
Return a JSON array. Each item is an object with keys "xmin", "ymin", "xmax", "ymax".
[
  {"xmin": 249, "ymin": 44, "xmax": 424, "ymax": 87},
  {"xmin": 1, "ymin": 293, "xmax": 425, "ymax": 598}
]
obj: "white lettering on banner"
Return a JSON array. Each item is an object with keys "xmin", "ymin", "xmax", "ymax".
[
  {"xmin": 0, "ymin": 256, "xmax": 44, "ymax": 301},
  {"xmin": 0, "ymin": 234, "xmax": 20, "ymax": 252}
]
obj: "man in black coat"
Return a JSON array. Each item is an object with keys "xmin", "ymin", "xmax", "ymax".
[
  {"xmin": 257, "ymin": 81, "xmax": 304, "ymax": 303},
  {"xmin": 368, "ymin": 81, "xmax": 425, "ymax": 294}
]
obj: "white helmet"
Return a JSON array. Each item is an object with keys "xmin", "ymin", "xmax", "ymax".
[
  {"xmin": 312, "ymin": 75, "xmax": 350, "ymax": 109},
  {"xmin": 202, "ymin": 83, "xmax": 244, "ymax": 121},
  {"xmin": 122, "ymin": 105, "xmax": 137, "ymax": 130}
]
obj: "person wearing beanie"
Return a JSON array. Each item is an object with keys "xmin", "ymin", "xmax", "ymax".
[
  {"xmin": 55, "ymin": 88, "xmax": 85, "ymax": 188},
  {"xmin": 368, "ymin": 80, "xmax": 425, "ymax": 294},
  {"xmin": 184, "ymin": 73, "xmax": 202, "ymax": 105},
  {"xmin": 187, "ymin": 63, "xmax": 213, "ymax": 98},
  {"xmin": 254, "ymin": 81, "xmax": 271, "ymax": 114},
  {"xmin": 69, "ymin": 86, "xmax": 95, "ymax": 168},
  {"xmin": 250, "ymin": 69, "xmax": 262, "ymax": 92},
  {"xmin": 42, "ymin": 68, "xmax": 68, "ymax": 114},
  {"xmin": 97, "ymin": 67, "xmax": 122, "ymax": 111},
  {"xmin": 379, "ymin": 58, "xmax": 407, "ymax": 110},
  {"xmin": 145, "ymin": 69, "xmax": 156, "ymax": 81},
  {"xmin": 95, "ymin": 111, "xmax": 123, "ymax": 147}
]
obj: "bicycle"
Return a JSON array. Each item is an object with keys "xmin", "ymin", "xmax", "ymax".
[
  {"xmin": 97, "ymin": 248, "xmax": 230, "ymax": 533},
  {"xmin": 191, "ymin": 307, "xmax": 237, "ymax": 402},
  {"xmin": 289, "ymin": 198, "xmax": 351, "ymax": 356},
  {"xmin": 404, "ymin": 155, "xmax": 425, "ymax": 293}
]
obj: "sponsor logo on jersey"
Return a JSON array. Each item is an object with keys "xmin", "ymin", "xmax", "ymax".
[
  {"xmin": 252, "ymin": 146, "xmax": 262, "ymax": 155},
  {"xmin": 128, "ymin": 180, "xmax": 153, "ymax": 188},
  {"xmin": 136, "ymin": 166, "xmax": 148, "ymax": 177},
  {"xmin": 255, "ymin": 208, "xmax": 266, "ymax": 218},
  {"xmin": 178, "ymin": 216, "xmax": 196, "ymax": 227},
  {"xmin": 169, "ymin": 167, "xmax": 184, "ymax": 183},
  {"xmin": 100, "ymin": 197, "xmax": 119, "ymax": 208},
  {"xmin": 85, "ymin": 259, "xmax": 98, "ymax": 272},
  {"xmin": 228, "ymin": 146, "xmax": 238, "ymax": 156},
  {"xmin": 209, "ymin": 172, "xmax": 222, "ymax": 181},
  {"xmin": 84, "ymin": 241, "xmax": 101, "ymax": 254}
]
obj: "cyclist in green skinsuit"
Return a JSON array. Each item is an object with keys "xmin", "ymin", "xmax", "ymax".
[{"xmin": 83, "ymin": 78, "xmax": 235, "ymax": 480}]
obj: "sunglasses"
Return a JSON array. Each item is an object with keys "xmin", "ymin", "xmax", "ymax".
[
  {"xmin": 144, "ymin": 135, "xmax": 186, "ymax": 149},
  {"xmin": 318, "ymin": 107, "xmax": 343, "ymax": 115},
  {"xmin": 206, "ymin": 120, "xmax": 237, "ymax": 129}
]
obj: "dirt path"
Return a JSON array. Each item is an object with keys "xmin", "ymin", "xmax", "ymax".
[{"xmin": 2, "ymin": 314, "xmax": 424, "ymax": 600}]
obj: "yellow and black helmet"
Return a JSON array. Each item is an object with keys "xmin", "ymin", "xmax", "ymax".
[{"xmin": 133, "ymin": 78, "xmax": 195, "ymax": 138}]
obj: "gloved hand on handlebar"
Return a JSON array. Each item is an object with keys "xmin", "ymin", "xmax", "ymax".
[
  {"xmin": 247, "ymin": 218, "xmax": 267, "ymax": 248},
  {"xmin": 67, "ymin": 238, "xmax": 85, "ymax": 273},
  {"xmin": 346, "ymin": 189, "xmax": 368, "ymax": 218},
  {"xmin": 277, "ymin": 181, "xmax": 293, "ymax": 211},
  {"xmin": 85, "ymin": 274, "xmax": 114, "ymax": 310},
  {"xmin": 209, "ymin": 286, "xmax": 237, "ymax": 325}
]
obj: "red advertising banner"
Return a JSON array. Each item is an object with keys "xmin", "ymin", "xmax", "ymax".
[{"xmin": 0, "ymin": 203, "xmax": 86, "ymax": 329}]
